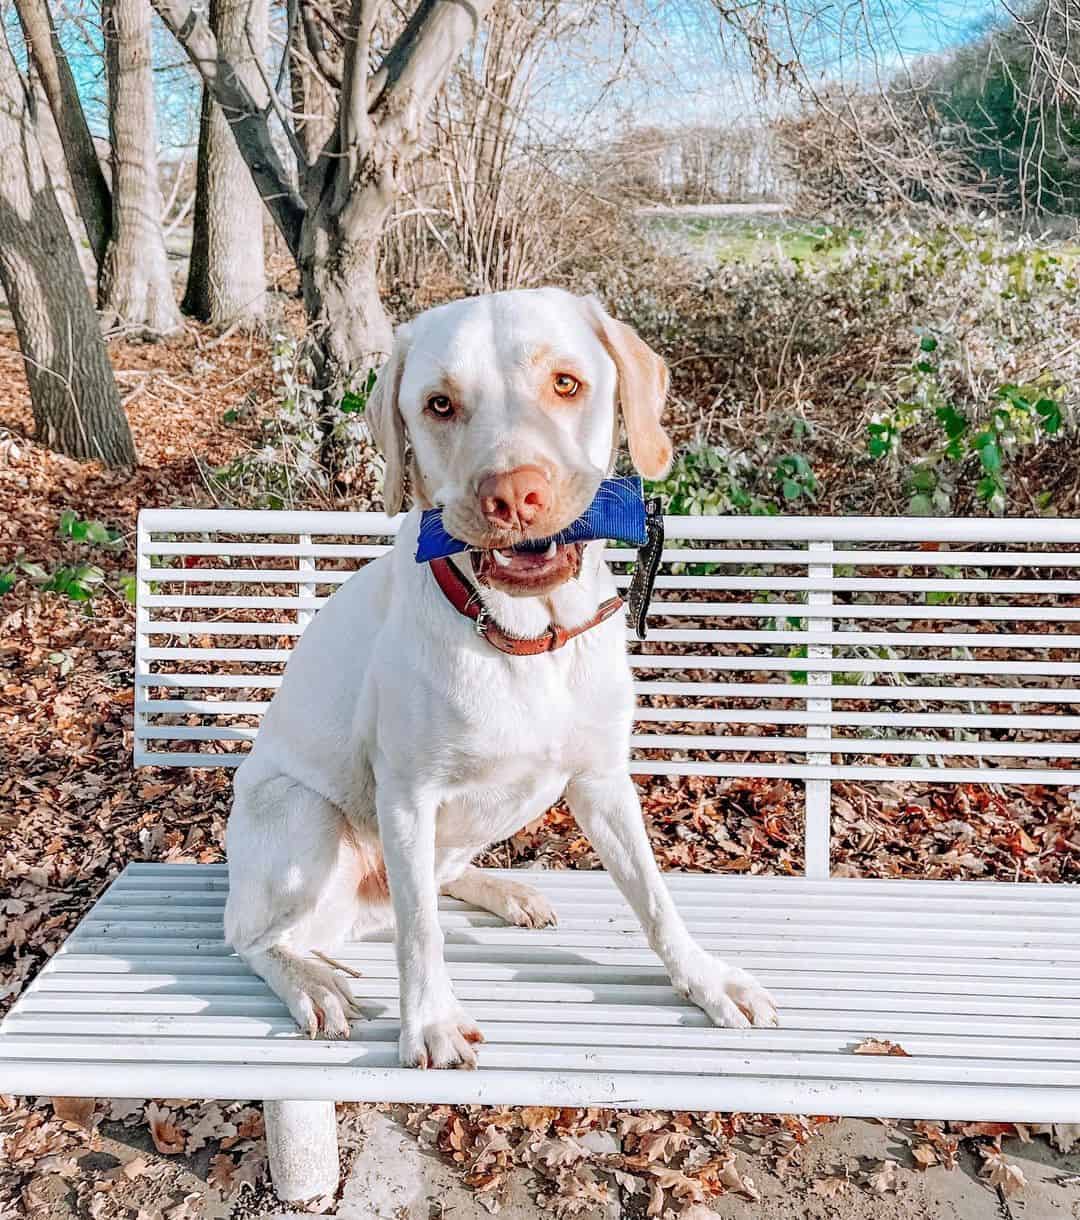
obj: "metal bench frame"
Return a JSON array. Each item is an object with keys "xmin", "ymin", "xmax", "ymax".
[{"xmin": 2, "ymin": 509, "xmax": 1078, "ymax": 1202}]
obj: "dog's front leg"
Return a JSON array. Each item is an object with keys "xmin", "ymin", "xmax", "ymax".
[
  {"xmin": 566, "ymin": 771, "xmax": 778, "ymax": 1028},
  {"xmin": 376, "ymin": 772, "xmax": 484, "ymax": 1068}
]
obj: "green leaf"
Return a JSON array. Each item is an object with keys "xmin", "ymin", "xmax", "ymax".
[
  {"xmin": 222, "ymin": 408, "xmax": 241, "ymax": 424},
  {"xmin": 57, "ymin": 508, "xmax": 80, "ymax": 538},
  {"xmin": 1035, "ymin": 397, "xmax": 1063, "ymax": 434},
  {"xmin": 18, "ymin": 560, "xmax": 48, "ymax": 581},
  {"xmin": 935, "ymin": 404, "xmax": 968, "ymax": 441},
  {"xmin": 919, "ymin": 335, "xmax": 938, "ymax": 352},
  {"xmin": 0, "ymin": 569, "xmax": 15, "ymax": 595},
  {"xmin": 909, "ymin": 494, "xmax": 934, "ymax": 516},
  {"xmin": 120, "ymin": 575, "xmax": 138, "ymax": 605},
  {"xmin": 975, "ymin": 434, "xmax": 1002, "ymax": 474}
]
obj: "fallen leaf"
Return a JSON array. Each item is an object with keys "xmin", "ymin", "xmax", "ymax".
[
  {"xmin": 865, "ymin": 1159, "xmax": 900, "ymax": 1194},
  {"xmin": 207, "ymin": 1153, "xmax": 238, "ymax": 1194},
  {"xmin": 145, "ymin": 1102, "xmax": 186, "ymax": 1155},
  {"xmin": 50, "ymin": 1096, "xmax": 95, "ymax": 1129},
  {"xmin": 852, "ymin": 1038, "xmax": 910, "ymax": 1057},
  {"xmin": 911, "ymin": 1143, "xmax": 938, "ymax": 1170},
  {"xmin": 981, "ymin": 1148, "xmax": 1027, "ymax": 1198},
  {"xmin": 812, "ymin": 1173, "xmax": 848, "ymax": 1198}
]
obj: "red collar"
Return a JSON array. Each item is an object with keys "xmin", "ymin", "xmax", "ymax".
[{"xmin": 429, "ymin": 557, "xmax": 624, "ymax": 656}]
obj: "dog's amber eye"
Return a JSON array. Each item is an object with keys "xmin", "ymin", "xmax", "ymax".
[
  {"xmin": 553, "ymin": 374, "xmax": 580, "ymax": 398},
  {"xmin": 426, "ymin": 394, "xmax": 454, "ymax": 418}
]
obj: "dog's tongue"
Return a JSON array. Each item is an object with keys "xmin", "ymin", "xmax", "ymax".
[{"xmin": 490, "ymin": 543, "xmax": 561, "ymax": 573}]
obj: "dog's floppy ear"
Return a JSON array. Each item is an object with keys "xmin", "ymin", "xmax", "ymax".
[
  {"xmin": 582, "ymin": 296, "xmax": 672, "ymax": 479},
  {"xmin": 366, "ymin": 328, "xmax": 410, "ymax": 516}
]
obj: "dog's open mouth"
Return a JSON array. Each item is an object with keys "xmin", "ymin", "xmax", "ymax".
[{"xmin": 471, "ymin": 540, "xmax": 582, "ymax": 595}]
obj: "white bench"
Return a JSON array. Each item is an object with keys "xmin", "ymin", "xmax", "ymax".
[{"xmin": 2, "ymin": 508, "xmax": 1078, "ymax": 1202}]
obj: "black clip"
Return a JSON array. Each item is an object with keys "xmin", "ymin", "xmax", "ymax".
[{"xmin": 627, "ymin": 498, "xmax": 664, "ymax": 641}]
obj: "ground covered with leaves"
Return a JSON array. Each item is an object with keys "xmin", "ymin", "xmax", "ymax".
[{"xmin": 2, "ymin": 321, "xmax": 1079, "ymax": 1217}]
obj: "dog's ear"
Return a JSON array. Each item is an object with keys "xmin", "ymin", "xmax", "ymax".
[
  {"xmin": 366, "ymin": 328, "xmax": 409, "ymax": 516},
  {"xmin": 581, "ymin": 296, "xmax": 672, "ymax": 480}
]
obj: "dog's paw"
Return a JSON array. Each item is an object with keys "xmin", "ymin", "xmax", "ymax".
[
  {"xmin": 674, "ymin": 956, "xmax": 779, "ymax": 1029},
  {"xmin": 496, "ymin": 882, "xmax": 558, "ymax": 929},
  {"xmin": 275, "ymin": 954, "xmax": 363, "ymax": 1040},
  {"xmin": 400, "ymin": 1006, "xmax": 485, "ymax": 1069}
]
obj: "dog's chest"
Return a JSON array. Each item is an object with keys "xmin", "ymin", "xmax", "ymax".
[{"xmin": 436, "ymin": 640, "xmax": 630, "ymax": 782}]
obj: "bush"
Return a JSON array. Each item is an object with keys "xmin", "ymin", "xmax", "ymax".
[{"xmin": 600, "ymin": 220, "xmax": 1079, "ymax": 517}]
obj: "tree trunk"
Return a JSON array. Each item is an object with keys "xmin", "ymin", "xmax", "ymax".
[
  {"xmin": 298, "ymin": 185, "xmax": 393, "ymax": 475},
  {"xmin": 181, "ymin": 0, "xmax": 267, "ymax": 326},
  {"xmin": 300, "ymin": 192, "xmax": 393, "ymax": 386},
  {"xmin": 99, "ymin": 0, "xmax": 180, "ymax": 333},
  {"xmin": 14, "ymin": 0, "xmax": 112, "ymax": 268},
  {"xmin": 0, "ymin": 32, "xmax": 135, "ymax": 467},
  {"xmin": 30, "ymin": 70, "xmax": 97, "ymax": 283}
]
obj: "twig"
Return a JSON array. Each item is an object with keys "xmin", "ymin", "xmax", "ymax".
[{"xmin": 311, "ymin": 949, "xmax": 364, "ymax": 978}]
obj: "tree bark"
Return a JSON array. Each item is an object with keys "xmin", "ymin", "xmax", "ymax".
[
  {"xmin": 0, "ymin": 32, "xmax": 135, "ymax": 467},
  {"xmin": 300, "ymin": 196, "xmax": 394, "ymax": 396},
  {"xmin": 99, "ymin": 0, "xmax": 181, "ymax": 333},
  {"xmin": 14, "ymin": 0, "xmax": 112, "ymax": 268},
  {"xmin": 30, "ymin": 70, "xmax": 97, "ymax": 283},
  {"xmin": 182, "ymin": 0, "xmax": 267, "ymax": 326},
  {"xmin": 289, "ymin": 33, "xmax": 337, "ymax": 168}
]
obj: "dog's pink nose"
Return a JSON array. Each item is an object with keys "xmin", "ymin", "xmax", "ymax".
[{"xmin": 478, "ymin": 467, "xmax": 551, "ymax": 529}]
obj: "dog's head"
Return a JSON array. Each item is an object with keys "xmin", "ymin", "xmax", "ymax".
[{"xmin": 367, "ymin": 287, "xmax": 671, "ymax": 596}]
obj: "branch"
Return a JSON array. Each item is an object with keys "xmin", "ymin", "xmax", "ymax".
[
  {"xmin": 333, "ymin": 0, "xmax": 378, "ymax": 207},
  {"xmin": 150, "ymin": 0, "xmax": 306, "ymax": 258},
  {"xmin": 299, "ymin": 0, "xmax": 343, "ymax": 87},
  {"xmin": 370, "ymin": 0, "xmax": 494, "ymax": 146}
]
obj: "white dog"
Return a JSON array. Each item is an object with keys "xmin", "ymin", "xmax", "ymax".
[{"xmin": 225, "ymin": 287, "xmax": 778, "ymax": 1069}]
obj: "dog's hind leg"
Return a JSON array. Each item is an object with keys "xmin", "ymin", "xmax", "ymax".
[
  {"xmin": 225, "ymin": 771, "xmax": 382, "ymax": 1039},
  {"xmin": 441, "ymin": 865, "xmax": 558, "ymax": 929}
]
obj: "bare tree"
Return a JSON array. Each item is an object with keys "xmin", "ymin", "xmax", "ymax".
[
  {"xmin": 99, "ymin": 0, "xmax": 181, "ymax": 333},
  {"xmin": 0, "ymin": 26, "xmax": 135, "ymax": 467},
  {"xmin": 151, "ymin": 0, "xmax": 495, "ymax": 403},
  {"xmin": 14, "ymin": 0, "xmax": 112, "ymax": 267},
  {"xmin": 182, "ymin": 0, "xmax": 267, "ymax": 326}
]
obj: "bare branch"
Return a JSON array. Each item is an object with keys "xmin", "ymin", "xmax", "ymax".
[
  {"xmin": 150, "ymin": 0, "xmax": 306, "ymax": 255},
  {"xmin": 299, "ymin": 0, "xmax": 343, "ymax": 87},
  {"xmin": 370, "ymin": 0, "xmax": 495, "ymax": 144}
]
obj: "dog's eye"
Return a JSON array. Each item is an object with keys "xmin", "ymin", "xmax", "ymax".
[
  {"xmin": 553, "ymin": 374, "xmax": 580, "ymax": 398},
  {"xmin": 426, "ymin": 394, "xmax": 454, "ymax": 418}
]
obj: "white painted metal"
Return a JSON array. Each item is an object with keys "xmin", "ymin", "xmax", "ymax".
[
  {"xmin": 132, "ymin": 509, "xmax": 1078, "ymax": 825},
  {"xmin": 804, "ymin": 541, "xmax": 833, "ymax": 879},
  {"xmin": 264, "ymin": 1101, "xmax": 339, "ymax": 1200},
  {"xmin": 2, "ymin": 866, "xmax": 1079, "ymax": 1119}
]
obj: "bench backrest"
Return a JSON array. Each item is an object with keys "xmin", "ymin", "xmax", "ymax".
[{"xmin": 135, "ymin": 509, "xmax": 1079, "ymax": 876}]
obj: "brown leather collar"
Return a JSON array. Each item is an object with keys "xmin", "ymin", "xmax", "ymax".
[{"xmin": 429, "ymin": 557, "xmax": 624, "ymax": 656}]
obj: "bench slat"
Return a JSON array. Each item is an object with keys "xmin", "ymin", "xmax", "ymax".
[{"xmin": 4, "ymin": 866, "xmax": 1079, "ymax": 1119}]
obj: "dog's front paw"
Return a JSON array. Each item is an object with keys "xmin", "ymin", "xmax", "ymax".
[
  {"xmin": 400, "ymin": 1005, "xmax": 485, "ymax": 1069},
  {"xmin": 270, "ymin": 951, "xmax": 363, "ymax": 1040},
  {"xmin": 674, "ymin": 955, "xmax": 778, "ymax": 1029}
]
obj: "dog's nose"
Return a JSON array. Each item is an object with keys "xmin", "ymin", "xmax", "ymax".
[{"xmin": 478, "ymin": 467, "xmax": 551, "ymax": 529}]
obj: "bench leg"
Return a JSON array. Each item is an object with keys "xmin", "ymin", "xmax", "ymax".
[{"xmin": 264, "ymin": 1100, "xmax": 339, "ymax": 1202}]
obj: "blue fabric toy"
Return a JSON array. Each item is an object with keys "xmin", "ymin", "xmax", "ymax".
[{"xmin": 415, "ymin": 475, "xmax": 648, "ymax": 563}]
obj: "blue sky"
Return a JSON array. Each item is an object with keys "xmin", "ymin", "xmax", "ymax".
[{"xmin": 13, "ymin": 0, "xmax": 1013, "ymax": 154}]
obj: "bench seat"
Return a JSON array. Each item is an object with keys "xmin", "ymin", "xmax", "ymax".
[{"xmin": 3, "ymin": 862, "xmax": 1079, "ymax": 1122}]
